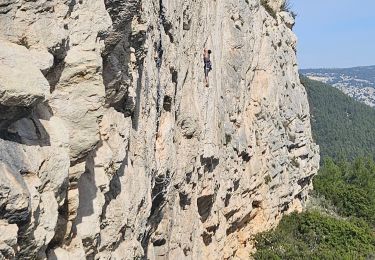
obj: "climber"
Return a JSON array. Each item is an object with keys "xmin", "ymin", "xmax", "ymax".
[{"xmin": 203, "ymin": 48, "xmax": 212, "ymax": 87}]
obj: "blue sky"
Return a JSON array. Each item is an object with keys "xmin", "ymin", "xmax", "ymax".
[{"xmin": 291, "ymin": 0, "xmax": 375, "ymax": 69}]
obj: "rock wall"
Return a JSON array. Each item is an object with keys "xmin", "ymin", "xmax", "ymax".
[{"xmin": 0, "ymin": 0, "xmax": 319, "ymax": 259}]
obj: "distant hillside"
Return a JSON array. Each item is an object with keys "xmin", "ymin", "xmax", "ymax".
[
  {"xmin": 301, "ymin": 76, "xmax": 375, "ymax": 160},
  {"xmin": 300, "ymin": 65, "xmax": 375, "ymax": 107}
]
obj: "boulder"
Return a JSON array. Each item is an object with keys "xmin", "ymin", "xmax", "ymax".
[{"xmin": 0, "ymin": 40, "xmax": 50, "ymax": 107}]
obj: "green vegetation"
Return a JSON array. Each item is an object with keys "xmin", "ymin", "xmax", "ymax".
[
  {"xmin": 280, "ymin": 0, "xmax": 297, "ymax": 19},
  {"xmin": 253, "ymin": 77, "xmax": 375, "ymax": 259},
  {"xmin": 301, "ymin": 76, "xmax": 375, "ymax": 160},
  {"xmin": 254, "ymin": 158, "xmax": 375, "ymax": 259},
  {"xmin": 254, "ymin": 211, "xmax": 375, "ymax": 260},
  {"xmin": 264, "ymin": 174, "xmax": 272, "ymax": 185},
  {"xmin": 261, "ymin": 0, "xmax": 296, "ymax": 20},
  {"xmin": 261, "ymin": 0, "xmax": 276, "ymax": 19},
  {"xmin": 314, "ymin": 157, "xmax": 375, "ymax": 226}
]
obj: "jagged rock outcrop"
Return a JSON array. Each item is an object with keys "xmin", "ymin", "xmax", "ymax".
[{"xmin": 0, "ymin": 0, "xmax": 319, "ymax": 259}]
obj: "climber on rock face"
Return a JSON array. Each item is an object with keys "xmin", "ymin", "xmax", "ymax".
[{"xmin": 203, "ymin": 48, "xmax": 212, "ymax": 87}]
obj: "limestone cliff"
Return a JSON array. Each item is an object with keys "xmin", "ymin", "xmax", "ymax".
[{"xmin": 0, "ymin": 0, "xmax": 319, "ymax": 259}]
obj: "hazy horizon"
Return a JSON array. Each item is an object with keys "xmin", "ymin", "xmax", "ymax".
[
  {"xmin": 292, "ymin": 0, "xmax": 375, "ymax": 69},
  {"xmin": 300, "ymin": 64, "xmax": 375, "ymax": 71}
]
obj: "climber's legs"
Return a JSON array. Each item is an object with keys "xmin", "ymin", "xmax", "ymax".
[{"xmin": 204, "ymin": 66, "xmax": 209, "ymax": 87}]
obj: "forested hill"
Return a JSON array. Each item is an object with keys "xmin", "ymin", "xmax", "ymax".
[{"xmin": 301, "ymin": 76, "xmax": 375, "ymax": 160}]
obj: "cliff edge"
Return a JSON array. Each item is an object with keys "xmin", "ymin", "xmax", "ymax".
[{"xmin": 0, "ymin": 0, "xmax": 319, "ymax": 259}]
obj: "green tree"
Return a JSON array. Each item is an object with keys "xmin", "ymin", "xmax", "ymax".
[
  {"xmin": 254, "ymin": 211, "xmax": 375, "ymax": 260},
  {"xmin": 314, "ymin": 157, "xmax": 375, "ymax": 226}
]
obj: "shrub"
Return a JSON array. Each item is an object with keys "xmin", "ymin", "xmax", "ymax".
[
  {"xmin": 260, "ymin": 0, "xmax": 276, "ymax": 19},
  {"xmin": 264, "ymin": 174, "xmax": 272, "ymax": 184},
  {"xmin": 281, "ymin": 0, "xmax": 297, "ymax": 19},
  {"xmin": 253, "ymin": 211, "xmax": 375, "ymax": 259},
  {"xmin": 313, "ymin": 157, "xmax": 375, "ymax": 226},
  {"xmin": 254, "ymin": 157, "xmax": 375, "ymax": 259},
  {"xmin": 261, "ymin": 0, "xmax": 297, "ymax": 20}
]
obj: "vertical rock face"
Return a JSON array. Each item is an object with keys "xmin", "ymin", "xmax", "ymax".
[{"xmin": 0, "ymin": 0, "xmax": 319, "ymax": 259}]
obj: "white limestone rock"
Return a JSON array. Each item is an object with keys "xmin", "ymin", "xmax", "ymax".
[
  {"xmin": 0, "ymin": 40, "xmax": 50, "ymax": 107},
  {"xmin": 279, "ymin": 11, "xmax": 296, "ymax": 29},
  {"xmin": 0, "ymin": 220, "xmax": 18, "ymax": 258},
  {"xmin": 0, "ymin": 0, "xmax": 319, "ymax": 259},
  {"xmin": 28, "ymin": 48, "xmax": 54, "ymax": 73},
  {"xmin": 0, "ymin": 161, "xmax": 30, "ymax": 224},
  {"xmin": 0, "ymin": 220, "xmax": 18, "ymax": 248}
]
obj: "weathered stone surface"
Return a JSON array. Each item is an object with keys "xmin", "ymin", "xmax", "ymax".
[
  {"xmin": 279, "ymin": 11, "xmax": 295, "ymax": 29},
  {"xmin": 0, "ymin": 219, "xmax": 18, "ymax": 259},
  {"xmin": 0, "ymin": 39, "xmax": 51, "ymax": 130},
  {"xmin": 0, "ymin": 161, "xmax": 30, "ymax": 224},
  {"xmin": 0, "ymin": 40, "xmax": 50, "ymax": 107},
  {"xmin": 262, "ymin": 0, "xmax": 285, "ymax": 12},
  {"xmin": 0, "ymin": 0, "xmax": 319, "ymax": 259},
  {"xmin": 47, "ymin": 242, "xmax": 86, "ymax": 260},
  {"xmin": 0, "ymin": 220, "xmax": 18, "ymax": 247},
  {"xmin": 29, "ymin": 48, "xmax": 54, "ymax": 74}
]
